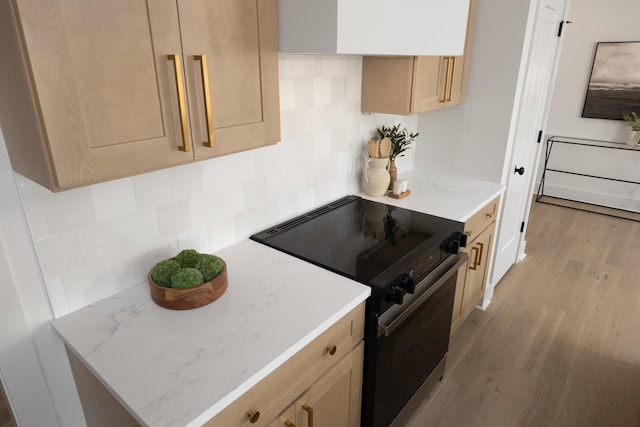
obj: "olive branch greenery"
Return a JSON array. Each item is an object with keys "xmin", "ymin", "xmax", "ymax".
[{"xmin": 376, "ymin": 124, "xmax": 419, "ymax": 161}]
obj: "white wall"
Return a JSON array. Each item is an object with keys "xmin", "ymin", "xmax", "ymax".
[
  {"xmin": 542, "ymin": 0, "xmax": 640, "ymax": 210},
  {"xmin": 0, "ymin": 54, "xmax": 417, "ymax": 424},
  {"xmin": 0, "ymin": 128, "xmax": 67, "ymax": 426},
  {"xmin": 415, "ymin": 0, "xmax": 533, "ymax": 185}
]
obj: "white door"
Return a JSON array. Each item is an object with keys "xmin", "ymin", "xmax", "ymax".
[{"xmin": 491, "ymin": 0, "xmax": 569, "ymax": 287}]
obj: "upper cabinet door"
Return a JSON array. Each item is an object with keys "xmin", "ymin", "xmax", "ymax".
[
  {"xmin": 0, "ymin": 0, "xmax": 280, "ymax": 192},
  {"xmin": 278, "ymin": 0, "xmax": 471, "ymax": 56},
  {"xmin": 179, "ymin": 0, "xmax": 280, "ymax": 160},
  {"xmin": 10, "ymin": 0, "xmax": 193, "ymax": 190}
]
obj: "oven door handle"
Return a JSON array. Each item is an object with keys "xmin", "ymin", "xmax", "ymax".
[{"xmin": 378, "ymin": 253, "xmax": 468, "ymax": 338}]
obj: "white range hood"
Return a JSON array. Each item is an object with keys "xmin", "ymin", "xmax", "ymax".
[{"xmin": 278, "ymin": 0, "xmax": 471, "ymax": 56}]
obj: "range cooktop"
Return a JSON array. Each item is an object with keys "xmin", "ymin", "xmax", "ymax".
[{"xmin": 250, "ymin": 196, "xmax": 463, "ymax": 289}]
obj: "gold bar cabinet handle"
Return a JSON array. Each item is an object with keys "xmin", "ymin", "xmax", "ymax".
[
  {"xmin": 167, "ymin": 54, "xmax": 190, "ymax": 152},
  {"xmin": 476, "ymin": 242, "xmax": 484, "ymax": 267},
  {"xmin": 469, "ymin": 246, "xmax": 479, "ymax": 271},
  {"xmin": 284, "ymin": 420, "xmax": 296, "ymax": 427},
  {"xmin": 446, "ymin": 57, "xmax": 456, "ymax": 102},
  {"xmin": 194, "ymin": 55, "xmax": 215, "ymax": 148},
  {"xmin": 302, "ymin": 404, "xmax": 314, "ymax": 427},
  {"xmin": 439, "ymin": 56, "xmax": 451, "ymax": 103}
]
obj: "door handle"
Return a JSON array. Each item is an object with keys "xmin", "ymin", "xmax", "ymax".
[
  {"xmin": 167, "ymin": 54, "xmax": 190, "ymax": 152},
  {"xmin": 514, "ymin": 166, "xmax": 525, "ymax": 175},
  {"xmin": 439, "ymin": 57, "xmax": 451, "ymax": 103},
  {"xmin": 194, "ymin": 55, "xmax": 215, "ymax": 148}
]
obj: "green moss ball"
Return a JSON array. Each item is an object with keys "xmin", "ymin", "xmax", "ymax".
[
  {"xmin": 151, "ymin": 260, "xmax": 181, "ymax": 288},
  {"xmin": 175, "ymin": 249, "xmax": 201, "ymax": 268},
  {"xmin": 197, "ymin": 254, "xmax": 224, "ymax": 282},
  {"xmin": 171, "ymin": 268, "xmax": 204, "ymax": 289}
]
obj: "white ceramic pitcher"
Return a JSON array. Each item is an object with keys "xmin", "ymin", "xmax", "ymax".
[{"xmin": 363, "ymin": 157, "xmax": 391, "ymax": 197}]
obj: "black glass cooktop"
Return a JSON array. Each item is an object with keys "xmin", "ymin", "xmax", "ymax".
[{"xmin": 250, "ymin": 196, "xmax": 462, "ymax": 287}]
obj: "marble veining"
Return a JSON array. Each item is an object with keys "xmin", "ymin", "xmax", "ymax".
[
  {"xmin": 51, "ymin": 240, "xmax": 370, "ymax": 427},
  {"xmin": 360, "ymin": 170, "xmax": 505, "ymax": 222}
]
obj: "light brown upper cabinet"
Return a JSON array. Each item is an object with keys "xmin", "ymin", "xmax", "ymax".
[
  {"xmin": 0, "ymin": 0, "xmax": 280, "ymax": 192},
  {"xmin": 361, "ymin": 0, "xmax": 476, "ymax": 115}
]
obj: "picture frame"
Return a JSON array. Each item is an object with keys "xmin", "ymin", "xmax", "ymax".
[{"xmin": 581, "ymin": 41, "xmax": 640, "ymax": 120}]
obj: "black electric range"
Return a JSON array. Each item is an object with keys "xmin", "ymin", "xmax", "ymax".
[{"xmin": 250, "ymin": 195, "xmax": 467, "ymax": 427}]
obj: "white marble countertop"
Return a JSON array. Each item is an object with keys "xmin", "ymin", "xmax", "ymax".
[
  {"xmin": 51, "ymin": 240, "xmax": 370, "ymax": 427},
  {"xmin": 359, "ymin": 170, "xmax": 505, "ymax": 222}
]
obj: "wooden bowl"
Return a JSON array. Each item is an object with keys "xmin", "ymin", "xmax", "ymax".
[{"xmin": 148, "ymin": 259, "xmax": 228, "ymax": 310}]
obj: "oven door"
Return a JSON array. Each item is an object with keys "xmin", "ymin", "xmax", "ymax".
[{"xmin": 363, "ymin": 253, "xmax": 467, "ymax": 427}]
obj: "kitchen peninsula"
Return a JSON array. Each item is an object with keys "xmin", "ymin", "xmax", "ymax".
[{"xmin": 51, "ymin": 171, "xmax": 503, "ymax": 427}]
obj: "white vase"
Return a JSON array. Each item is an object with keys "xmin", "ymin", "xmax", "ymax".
[
  {"xmin": 363, "ymin": 157, "xmax": 390, "ymax": 197},
  {"xmin": 627, "ymin": 130, "xmax": 640, "ymax": 148}
]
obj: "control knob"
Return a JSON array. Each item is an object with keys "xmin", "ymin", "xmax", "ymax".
[
  {"xmin": 399, "ymin": 273, "xmax": 416, "ymax": 294},
  {"xmin": 441, "ymin": 238, "xmax": 460, "ymax": 254},
  {"xmin": 387, "ymin": 286, "xmax": 407, "ymax": 305},
  {"xmin": 453, "ymin": 231, "xmax": 468, "ymax": 248}
]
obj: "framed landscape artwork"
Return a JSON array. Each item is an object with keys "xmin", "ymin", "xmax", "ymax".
[{"xmin": 582, "ymin": 41, "xmax": 640, "ymax": 120}]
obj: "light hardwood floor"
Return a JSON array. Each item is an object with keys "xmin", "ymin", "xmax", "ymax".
[
  {"xmin": 0, "ymin": 381, "xmax": 14, "ymax": 427},
  {"xmin": 406, "ymin": 200, "xmax": 640, "ymax": 427}
]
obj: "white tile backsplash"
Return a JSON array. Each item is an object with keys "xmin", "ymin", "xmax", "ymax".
[
  {"xmin": 17, "ymin": 54, "xmax": 417, "ymax": 318},
  {"xmin": 35, "ymin": 233, "xmax": 82, "ymax": 279},
  {"xmin": 294, "ymin": 78, "xmax": 315, "ymax": 108},
  {"xmin": 313, "ymin": 77, "xmax": 333, "ymax": 106},
  {"xmin": 91, "ymin": 179, "xmax": 136, "ymax": 222},
  {"xmin": 75, "ymin": 221, "xmax": 126, "ymax": 266},
  {"xmin": 331, "ymin": 76, "xmax": 348, "ymax": 103},
  {"xmin": 156, "ymin": 199, "xmax": 193, "ymax": 239},
  {"xmin": 131, "ymin": 170, "xmax": 172, "ymax": 210},
  {"xmin": 41, "ymin": 187, "xmax": 96, "ymax": 234}
]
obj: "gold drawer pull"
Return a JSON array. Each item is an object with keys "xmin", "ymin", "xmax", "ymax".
[
  {"xmin": 247, "ymin": 409, "xmax": 260, "ymax": 423},
  {"xmin": 284, "ymin": 420, "xmax": 296, "ymax": 427},
  {"xmin": 327, "ymin": 345, "xmax": 337, "ymax": 356},
  {"xmin": 302, "ymin": 404, "xmax": 314, "ymax": 427},
  {"xmin": 167, "ymin": 54, "xmax": 190, "ymax": 152},
  {"xmin": 485, "ymin": 212, "xmax": 493, "ymax": 219},
  {"xmin": 465, "ymin": 230, "xmax": 472, "ymax": 237},
  {"xmin": 194, "ymin": 55, "xmax": 215, "ymax": 148}
]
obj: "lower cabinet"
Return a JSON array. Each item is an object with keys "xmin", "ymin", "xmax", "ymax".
[
  {"xmin": 267, "ymin": 343, "xmax": 364, "ymax": 427},
  {"xmin": 451, "ymin": 196, "xmax": 500, "ymax": 334},
  {"xmin": 66, "ymin": 303, "xmax": 365, "ymax": 427},
  {"xmin": 204, "ymin": 303, "xmax": 365, "ymax": 427}
]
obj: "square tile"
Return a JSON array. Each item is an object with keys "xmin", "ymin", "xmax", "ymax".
[
  {"xmin": 294, "ymin": 78, "xmax": 315, "ymax": 108},
  {"xmin": 40, "ymin": 187, "xmax": 96, "ymax": 234},
  {"xmin": 279, "ymin": 78, "xmax": 295, "ymax": 110},
  {"xmin": 36, "ymin": 232, "xmax": 82, "ymax": 279},
  {"xmin": 131, "ymin": 169, "xmax": 172, "ymax": 211},
  {"xmin": 313, "ymin": 77, "xmax": 332, "ymax": 106},
  {"xmin": 75, "ymin": 220, "xmax": 126, "ymax": 267},
  {"xmin": 169, "ymin": 163, "xmax": 203, "ymax": 201},
  {"xmin": 91, "ymin": 179, "xmax": 136, "ymax": 222},
  {"xmin": 156, "ymin": 199, "xmax": 193, "ymax": 238}
]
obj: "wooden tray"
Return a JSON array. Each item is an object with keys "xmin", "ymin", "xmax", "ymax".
[
  {"xmin": 148, "ymin": 259, "xmax": 227, "ymax": 310},
  {"xmin": 388, "ymin": 189, "xmax": 411, "ymax": 199}
]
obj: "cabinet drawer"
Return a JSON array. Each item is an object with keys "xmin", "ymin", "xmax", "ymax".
[
  {"xmin": 206, "ymin": 303, "xmax": 365, "ymax": 427},
  {"xmin": 464, "ymin": 196, "xmax": 500, "ymax": 242}
]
